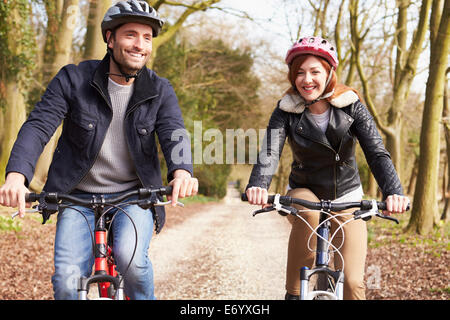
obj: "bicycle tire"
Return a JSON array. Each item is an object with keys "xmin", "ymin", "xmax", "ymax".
[{"xmin": 311, "ymin": 272, "xmax": 336, "ymax": 300}]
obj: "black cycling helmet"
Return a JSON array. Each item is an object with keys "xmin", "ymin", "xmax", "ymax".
[{"xmin": 101, "ymin": 0, "xmax": 164, "ymax": 42}]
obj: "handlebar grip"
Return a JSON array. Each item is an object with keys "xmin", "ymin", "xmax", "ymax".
[
  {"xmin": 140, "ymin": 186, "xmax": 173, "ymax": 197},
  {"xmin": 377, "ymin": 201, "xmax": 386, "ymax": 211},
  {"xmin": 25, "ymin": 193, "xmax": 38, "ymax": 202},
  {"xmin": 241, "ymin": 193, "xmax": 275, "ymax": 203},
  {"xmin": 376, "ymin": 202, "xmax": 410, "ymax": 211},
  {"xmin": 162, "ymin": 185, "xmax": 173, "ymax": 196},
  {"xmin": 361, "ymin": 200, "xmax": 410, "ymax": 212}
]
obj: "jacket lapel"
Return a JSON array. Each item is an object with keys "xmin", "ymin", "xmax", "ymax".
[
  {"xmin": 281, "ymin": 90, "xmax": 358, "ymax": 151},
  {"xmin": 91, "ymin": 54, "xmax": 113, "ymax": 109},
  {"xmin": 126, "ymin": 63, "xmax": 159, "ymax": 112},
  {"xmin": 296, "ymin": 107, "xmax": 354, "ymax": 151},
  {"xmin": 325, "ymin": 107, "xmax": 354, "ymax": 151},
  {"xmin": 297, "ymin": 109, "xmax": 332, "ymax": 148},
  {"xmin": 91, "ymin": 54, "xmax": 159, "ymax": 113}
]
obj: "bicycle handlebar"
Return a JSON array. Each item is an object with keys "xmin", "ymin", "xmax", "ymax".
[
  {"xmin": 16, "ymin": 186, "xmax": 175, "ymax": 224},
  {"xmin": 25, "ymin": 186, "xmax": 173, "ymax": 205},
  {"xmin": 241, "ymin": 193, "xmax": 409, "ymax": 224},
  {"xmin": 241, "ymin": 193, "xmax": 393, "ymax": 211}
]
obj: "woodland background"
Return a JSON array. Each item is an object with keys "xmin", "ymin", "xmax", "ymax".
[{"xmin": 0, "ymin": 0, "xmax": 449, "ymax": 237}]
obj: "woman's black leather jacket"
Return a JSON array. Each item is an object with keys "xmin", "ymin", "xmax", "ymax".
[{"xmin": 247, "ymin": 98, "xmax": 403, "ymax": 200}]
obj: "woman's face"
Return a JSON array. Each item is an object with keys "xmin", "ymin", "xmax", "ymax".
[{"xmin": 295, "ymin": 55, "xmax": 329, "ymax": 102}]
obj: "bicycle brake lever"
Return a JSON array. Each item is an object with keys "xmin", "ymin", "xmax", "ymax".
[
  {"xmin": 353, "ymin": 210, "xmax": 372, "ymax": 221},
  {"xmin": 252, "ymin": 206, "xmax": 275, "ymax": 216},
  {"xmin": 159, "ymin": 200, "xmax": 184, "ymax": 207},
  {"xmin": 11, "ymin": 206, "xmax": 39, "ymax": 219},
  {"xmin": 376, "ymin": 213, "xmax": 399, "ymax": 224},
  {"xmin": 277, "ymin": 205, "xmax": 298, "ymax": 217}
]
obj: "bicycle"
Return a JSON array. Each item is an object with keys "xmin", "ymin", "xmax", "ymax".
[
  {"xmin": 12, "ymin": 186, "xmax": 181, "ymax": 300},
  {"xmin": 241, "ymin": 193, "xmax": 408, "ymax": 300}
]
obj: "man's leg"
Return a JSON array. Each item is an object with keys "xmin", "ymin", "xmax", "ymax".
[
  {"xmin": 112, "ymin": 203, "xmax": 155, "ymax": 300},
  {"xmin": 52, "ymin": 206, "xmax": 95, "ymax": 300}
]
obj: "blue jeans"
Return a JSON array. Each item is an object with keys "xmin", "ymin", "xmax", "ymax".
[{"xmin": 51, "ymin": 192, "xmax": 155, "ymax": 300}]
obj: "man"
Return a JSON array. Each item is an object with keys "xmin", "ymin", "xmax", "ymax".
[{"xmin": 0, "ymin": 0, "xmax": 197, "ymax": 299}]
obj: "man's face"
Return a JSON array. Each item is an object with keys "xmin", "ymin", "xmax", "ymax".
[{"xmin": 107, "ymin": 22, "xmax": 153, "ymax": 74}]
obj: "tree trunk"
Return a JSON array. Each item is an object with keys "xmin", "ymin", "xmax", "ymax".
[
  {"xmin": 407, "ymin": 0, "xmax": 449, "ymax": 234},
  {"xmin": 0, "ymin": 83, "xmax": 27, "ymax": 181},
  {"xmin": 83, "ymin": 0, "xmax": 110, "ymax": 60},
  {"xmin": 407, "ymin": 156, "xmax": 419, "ymax": 195},
  {"xmin": 30, "ymin": 0, "xmax": 79, "ymax": 191},
  {"xmin": 367, "ymin": 173, "xmax": 378, "ymax": 197},
  {"xmin": 42, "ymin": 0, "xmax": 64, "ymax": 85},
  {"xmin": 0, "ymin": 2, "xmax": 32, "ymax": 182},
  {"xmin": 351, "ymin": 0, "xmax": 431, "ymax": 183},
  {"xmin": 52, "ymin": 0, "xmax": 79, "ymax": 74},
  {"xmin": 441, "ymin": 67, "xmax": 450, "ymax": 221},
  {"xmin": 0, "ymin": 103, "xmax": 4, "ymax": 148}
]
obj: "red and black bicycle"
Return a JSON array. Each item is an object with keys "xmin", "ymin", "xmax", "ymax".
[{"xmin": 16, "ymin": 186, "xmax": 179, "ymax": 300}]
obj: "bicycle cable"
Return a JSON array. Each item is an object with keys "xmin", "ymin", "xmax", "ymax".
[
  {"xmin": 290, "ymin": 209, "xmax": 346, "ymax": 274},
  {"xmin": 95, "ymin": 202, "xmax": 139, "ymax": 292},
  {"xmin": 305, "ymin": 211, "xmax": 349, "ymax": 257},
  {"xmin": 58, "ymin": 204, "xmax": 97, "ymax": 259},
  {"xmin": 58, "ymin": 200, "xmax": 139, "ymax": 297},
  {"xmin": 290, "ymin": 208, "xmax": 348, "ymax": 297}
]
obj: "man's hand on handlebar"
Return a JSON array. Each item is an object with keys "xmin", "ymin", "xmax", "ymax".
[
  {"xmin": 167, "ymin": 169, "xmax": 198, "ymax": 207},
  {"xmin": 0, "ymin": 172, "xmax": 32, "ymax": 218}
]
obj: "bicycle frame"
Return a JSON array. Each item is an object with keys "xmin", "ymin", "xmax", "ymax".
[{"xmin": 78, "ymin": 203, "xmax": 126, "ymax": 300}]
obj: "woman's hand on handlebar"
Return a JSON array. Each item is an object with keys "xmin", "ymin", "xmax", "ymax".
[
  {"xmin": 383, "ymin": 194, "xmax": 410, "ymax": 216},
  {"xmin": 245, "ymin": 187, "xmax": 271, "ymax": 209}
]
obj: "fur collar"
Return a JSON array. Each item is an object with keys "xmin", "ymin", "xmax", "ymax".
[{"xmin": 279, "ymin": 90, "xmax": 359, "ymax": 114}]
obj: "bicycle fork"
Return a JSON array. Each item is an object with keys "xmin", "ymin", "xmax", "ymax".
[
  {"xmin": 299, "ymin": 212, "xmax": 345, "ymax": 300},
  {"xmin": 78, "ymin": 206, "xmax": 125, "ymax": 300}
]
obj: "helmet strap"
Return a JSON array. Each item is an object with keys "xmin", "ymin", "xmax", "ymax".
[{"xmin": 106, "ymin": 47, "xmax": 143, "ymax": 82}]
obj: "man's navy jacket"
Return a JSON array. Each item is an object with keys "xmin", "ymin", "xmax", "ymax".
[{"xmin": 6, "ymin": 54, "xmax": 193, "ymax": 233}]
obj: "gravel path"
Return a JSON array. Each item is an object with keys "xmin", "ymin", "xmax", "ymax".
[{"xmin": 150, "ymin": 186, "xmax": 291, "ymax": 300}]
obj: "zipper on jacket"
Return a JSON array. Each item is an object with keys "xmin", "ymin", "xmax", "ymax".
[
  {"xmin": 125, "ymin": 95, "xmax": 159, "ymax": 118},
  {"xmin": 298, "ymin": 130, "xmax": 340, "ymax": 200},
  {"xmin": 333, "ymin": 140, "xmax": 345, "ymax": 199}
]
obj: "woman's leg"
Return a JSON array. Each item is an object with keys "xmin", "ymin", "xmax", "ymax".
[
  {"xmin": 285, "ymin": 188, "xmax": 321, "ymax": 296},
  {"xmin": 331, "ymin": 212, "xmax": 367, "ymax": 300}
]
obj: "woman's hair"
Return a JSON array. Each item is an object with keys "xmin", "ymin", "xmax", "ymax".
[{"xmin": 287, "ymin": 54, "xmax": 363, "ymax": 103}]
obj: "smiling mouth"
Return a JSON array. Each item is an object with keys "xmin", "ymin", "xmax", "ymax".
[
  {"xmin": 302, "ymin": 86, "xmax": 316, "ymax": 92},
  {"xmin": 126, "ymin": 50, "xmax": 145, "ymax": 59}
]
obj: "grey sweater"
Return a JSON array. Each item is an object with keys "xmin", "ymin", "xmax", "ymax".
[{"xmin": 76, "ymin": 78, "xmax": 140, "ymax": 193}]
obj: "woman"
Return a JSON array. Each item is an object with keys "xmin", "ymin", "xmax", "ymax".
[{"xmin": 245, "ymin": 36, "xmax": 409, "ymax": 300}]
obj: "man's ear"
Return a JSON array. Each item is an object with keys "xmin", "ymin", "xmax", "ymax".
[{"xmin": 106, "ymin": 30, "xmax": 113, "ymax": 49}]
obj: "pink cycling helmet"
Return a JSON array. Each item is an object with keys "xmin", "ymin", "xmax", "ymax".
[{"xmin": 285, "ymin": 36, "xmax": 338, "ymax": 69}]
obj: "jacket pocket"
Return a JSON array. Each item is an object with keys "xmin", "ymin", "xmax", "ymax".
[
  {"xmin": 66, "ymin": 114, "xmax": 97, "ymax": 149},
  {"xmin": 136, "ymin": 123, "xmax": 155, "ymax": 156}
]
